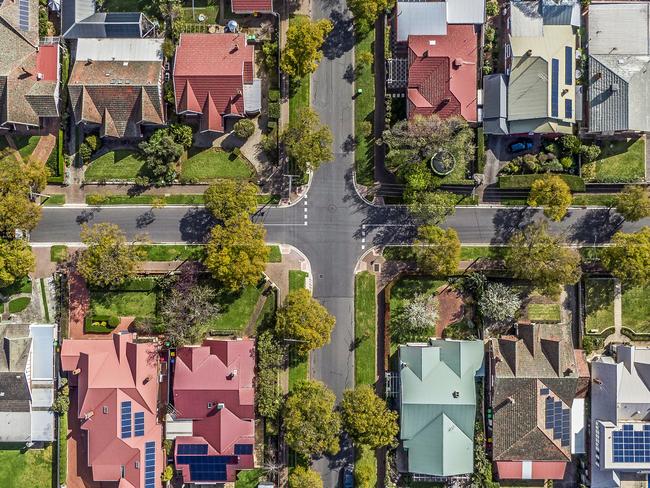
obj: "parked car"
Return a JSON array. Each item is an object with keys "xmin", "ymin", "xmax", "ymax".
[
  {"xmin": 508, "ymin": 138, "xmax": 534, "ymax": 153},
  {"xmin": 343, "ymin": 465, "xmax": 354, "ymax": 488}
]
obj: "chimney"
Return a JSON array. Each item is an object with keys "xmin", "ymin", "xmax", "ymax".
[
  {"xmin": 36, "ymin": 73, "xmax": 43, "ymax": 80},
  {"xmin": 610, "ymin": 83, "xmax": 619, "ymax": 93},
  {"xmin": 228, "ymin": 369, "xmax": 238, "ymax": 379},
  {"xmin": 452, "ymin": 391, "xmax": 460, "ymax": 398},
  {"xmin": 72, "ymin": 368, "xmax": 81, "ymax": 375},
  {"xmin": 507, "ymin": 396, "xmax": 515, "ymax": 405},
  {"xmin": 593, "ymin": 377, "xmax": 602, "ymax": 385}
]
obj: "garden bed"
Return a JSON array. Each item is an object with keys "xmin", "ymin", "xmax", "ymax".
[
  {"xmin": 84, "ymin": 314, "xmax": 120, "ymax": 334},
  {"xmin": 584, "ymin": 278, "xmax": 616, "ymax": 334}
]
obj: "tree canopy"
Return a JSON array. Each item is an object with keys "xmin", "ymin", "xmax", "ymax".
[
  {"xmin": 602, "ymin": 227, "xmax": 650, "ymax": 286},
  {"xmin": 281, "ymin": 18, "xmax": 333, "ymax": 79},
  {"xmin": 0, "ymin": 158, "xmax": 47, "ymax": 237},
  {"xmin": 347, "ymin": 0, "xmax": 394, "ymax": 36},
  {"xmin": 139, "ymin": 128, "xmax": 183, "ymax": 185},
  {"xmin": 282, "ymin": 107, "xmax": 333, "ymax": 174},
  {"xmin": 408, "ymin": 191, "xmax": 457, "ymax": 224},
  {"xmin": 275, "ymin": 288, "xmax": 335, "ymax": 358},
  {"xmin": 615, "ymin": 185, "xmax": 650, "ymax": 222},
  {"xmin": 340, "ymin": 385, "xmax": 399, "ymax": 448},
  {"xmin": 204, "ymin": 180, "xmax": 259, "ymax": 224},
  {"xmin": 284, "ymin": 380, "xmax": 341, "ymax": 458},
  {"xmin": 527, "ymin": 175, "xmax": 572, "ymax": 221},
  {"xmin": 288, "ymin": 466, "xmax": 323, "ymax": 488},
  {"xmin": 478, "ymin": 282, "xmax": 521, "ymax": 328},
  {"xmin": 0, "ymin": 239, "xmax": 35, "ymax": 288},
  {"xmin": 415, "ymin": 225, "xmax": 461, "ymax": 275},
  {"xmin": 160, "ymin": 284, "xmax": 219, "ymax": 346}
]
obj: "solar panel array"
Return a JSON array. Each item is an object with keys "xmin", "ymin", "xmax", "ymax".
[
  {"xmin": 121, "ymin": 401, "xmax": 131, "ymax": 439},
  {"xmin": 234, "ymin": 444, "xmax": 253, "ymax": 455},
  {"xmin": 565, "ymin": 47, "xmax": 573, "ymax": 85},
  {"xmin": 551, "ymin": 59, "xmax": 559, "ymax": 118},
  {"xmin": 176, "ymin": 455, "xmax": 238, "ymax": 482},
  {"xmin": 178, "ymin": 444, "xmax": 209, "ymax": 455},
  {"xmin": 612, "ymin": 424, "xmax": 650, "ymax": 463},
  {"xmin": 134, "ymin": 412, "xmax": 145, "ymax": 437},
  {"xmin": 18, "ymin": 0, "xmax": 28, "ymax": 31},
  {"xmin": 144, "ymin": 441, "xmax": 156, "ymax": 488},
  {"xmin": 544, "ymin": 396, "xmax": 570, "ymax": 447}
]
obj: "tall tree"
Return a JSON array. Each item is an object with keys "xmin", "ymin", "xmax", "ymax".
[
  {"xmin": 478, "ymin": 282, "xmax": 522, "ymax": 328},
  {"xmin": 204, "ymin": 218, "xmax": 269, "ymax": 292},
  {"xmin": 414, "ymin": 225, "xmax": 461, "ymax": 275},
  {"xmin": 282, "ymin": 107, "xmax": 333, "ymax": 173},
  {"xmin": 204, "ymin": 180, "xmax": 259, "ymax": 223},
  {"xmin": 139, "ymin": 128, "xmax": 183, "ymax": 185},
  {"xmin": 527, "ymin": 175, "xmax": 572, "ymax": 221},
  {"xmin": 408, "ymin": 191, "xmax": 457, "ymax": 224},
  {"xmin": 76, "ymin": 223, "xmax": 144, "ymax": 288},
  {"xmin": 281, "ymin": 18, "xmax": 333, "ymax": 79},
  {"xmin": 284, "ymin": 380, "xmax": 341, "ymax": 458},
  {"xmin": 340, "ymin": 385, "xmax": 399, "ymax": 448},
  {"xmin": 0, "ymin": 193, "xmax": 41, "ymax": 236},
  {"xmin": 0, "ymin": 239, "xmax": 35, "ymax": 288},
  {"xmin": 503, "ymin": 222, "xmax": 581, "ymax": 296},
  {"xmin": 160, "ymin": 285, "xmax": 220, "ymax": 346},
  {"xmin": 288, "ymin": 466, "xmax": 323, "ymax": 488},
  {"xmin": 347, "ymin": 0, "xmax": 394, "ymax": 37},
  {"xmin": 615, "ymin": 185, "xmax": 650, "ymax": 222},
  {"xmin": 602, "ymin": 227, "xmax": 650, "ymax": 285},
  {"xmin": 275, "ymin": 288, "xmax": 335, "ymax": 358}
]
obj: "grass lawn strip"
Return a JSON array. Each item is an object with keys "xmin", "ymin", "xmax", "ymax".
[
  {"xmin": 0, "ymin": 444, "xmax": 54, "ymax": 488},
  {"xmin": 59, "ymin": 412, "xmax": 67, "ymax": 485},
  {"xmin": 288, "ymin": 267, "xmax": 309, "ymax": 389},
  {"xmin": 8, "ymin": 297, "xmax": 30, "ymax": 313},
  {"xmin": 585, "ymin": 138, "xmax": 646, "ymax": 183},
  {"xmin": 85, "ymin": 150, "xmax": 145, "ymax": 181},
  {"xmin": 571, "ymin": 194, "xmax": 617, "ymax": 207},
  {"xmin": 527, "ymin": 303, "xmax": 561, "ymax": 323},
  {"xmin": 355, "ymin": 272, "xmax": 376, "ymax": 386},
  {"xmin": 288, "ymin": 270, "xmax": 308, "ymax": 292},
  {"xmin": 137, "ymin": 244, "xmax": 204, "ymax": 261},
  {"xmin": 43, "ymin": 194, "xmax": 65, "ymax": 206},
  {"xmin": 354, "ymin": 30, "xmax": 375, "ymax": 187},
  {"xmin": 182, "ymin": 0, "xmax": 218, "ymax": 22},
  {"xmin": 40, "ymin": 278, "xmax": 50, "ymax": 322},
  {"xmin": 584, "ymin": 278, "xmax": 616, "ymax": 333},
  {"xmin": 181, "ymin": 148, "xmax": 254, "ymax": 181},
  {"xmin": 267, "ymin": 245, "xmax": 282, "ymax": 263},
  {"xmin": 208, "ymin": 285, "xmax": 263, "ymax": 333},
  {"xmin": 621, "ymin": 284, "xmax": 650, "ymax": 333},
  {"xmin": 50, "ymin": 245, "xmax": 68, "ymax": 263},
  {"xmin": 90, "ymin": 290, "xmax": 157, "ymax": 319}
]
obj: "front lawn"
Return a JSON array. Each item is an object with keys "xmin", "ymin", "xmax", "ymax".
[
  {"xmin": 90, "ymin": 290, "xmax": 157, "ymax": 319},
  {"xmin": 459, "ymin": 246, "xmax": 506, "ymax": 261},
  {"xmin": 13, "ymin": 135, "xmax": 40, "ymax": 160},
  {"xmin": 289, "ymin": 270, "xmax": 308, "ymax": 292},
  {"xmin": 182, "ymin": 0, "xmax": 218, "ymax": 22},
  {"xmin": 85, "ymin": 150, "xmax": 146, "ymax": 181},
  {"xmin": 582, "ymin": 137, "xmax": 646, "ymax": 183},
  {"xmin": 584, "ymin": 278, "xmax": 616, "ymax": 334},
  {"xmin": 136, "ymin": 244, "xmax": 204, "ymax": 261},
  {"xmin": 355, "ymin": 272, "xmax": 376, "ymax": 386},
  {"xmin": 0, "ymin": 444, "xmax": 54, "ymax": 488},
  {"xmin": 622, "ymin": 284, "xmax": 650, "ymax": 333},
  {"xmin": 50, "ymin": 245, "xmax": 68, "ymax": 263},
  {"xmin": 181, "ymin": 148, "xmax": 254, "ymax": 181},
  {"xmin": 526, "ymin": 303, "xmax": 561, "ymax": 323},
  {"xmin": 354, "ymin": 30, "xmax": 375, "ymax": 187},
  {"xmin": 267, "ymin": 245, "xmax": 282, "ymax": 263},
  {"xmin": 8, "ymin": 297, "xmax": 31, "ymax": 313},
  {"xmin": 208, "ymin": 284, "xmax": 263, "ymax": 333}
]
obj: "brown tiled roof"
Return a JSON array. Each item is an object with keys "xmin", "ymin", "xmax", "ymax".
[{"xmin": 231, "ymin": 0, "xmax": 273, "ymax": 13}]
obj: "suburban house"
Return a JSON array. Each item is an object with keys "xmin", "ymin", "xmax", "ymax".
[
  {"xmin": 60, "ymin": 333, "xmax": 163, "ymax": 488},
  {"xmin": 587, "ymin": 2, "xmax": 650, "ymax": 133},
  {"xmin": 590, "ymin": 345, "xmax": 650, "ymax": 487},
  {"xmin": 483, "ymin": 0, "xmax": 580, "ymax": 135},
  {"xmin": 61, "ymin": 0, "xmax": 155, "ymax": 38},
  {"xmin": 173, "ymin": 33, "xmax": 262, "ymax": 133},
  {"xmin": 387, "ymin": 0, "xmax": 483, "ymax": 122},
  {"xmin": 397, "ymin": 340, "xmax": 484, "ymax": 479},
  {"xmin": 489, "ymin": 323, "xmax": 589, "ymax": 481},
  {"xmin": 0, "ymin": 323, "xmax": 56, "ymax": 443},
  {"xmin": 0, "ymin": 0, "xmax": 60, "ymax": 131},
  {"xmin": 68, "ymin": 38, "xmax": 166, "ymax": 139},
  {"xmin": 231, "ymin": 0, "xmax": 273, "ymax": 14},
  {"xmin": 166, "ymin": 339, "xmax": 255, "ymax": 484}
]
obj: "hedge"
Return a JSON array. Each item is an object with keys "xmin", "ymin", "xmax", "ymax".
[
  {"xmin": 584, "ymin": 326, "xmax": 615, "ymax": 339},
  {"xmin": 90, "ymin": 277, "xmax": 157, "ymax": 292},
  {"xmin": 477, "ymin": 127, "xmax": 485, "ymax": 174},
  {"xmin": 498, "ymin": 174, "xmax": 586, "ymax": 191},
  {"xmin": 268, "ymin": 89, "xmax": 280, "ymax": 102},
  {"xmin": 268, "ymin": 102, "xmax": 280, "ymax": 120},
  {"xmin": 84, "ymin": 314, "xmax": 119, "ymax": 334},
  {"xmin": 621, "ymin": 327, "xmax": 650, "ymax": 341},
  {"xmin": 47, "ymin": 129, "xmax": 65, "ymax": 184}
]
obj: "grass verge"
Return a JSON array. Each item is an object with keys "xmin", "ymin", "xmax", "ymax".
[
  {"xmin": 50, "ymin": 245, "xmax": 68, "ymax": 263},
  {"xmin": 267, "ymin": 245, "xmax": 282, "ymax": 263},
  {"xmin": 355, "ymin": 272, "xmax": 376, "ymax": 386},
  {"xmin": 136, "ymin": 244, "xmax": 204, "ymax": 261},
  {"xmin": 288, "ymin": 270, "xmax": 308, "ymax": 292},
  {"xmin": 354, "ymin": 30, "xmax": 375, "ymax": 187},
  {"xmin": 622, "ymin": 283, "xmax": 650, "ymax": 333},
  {"xmin": 583, "ymin": 137, "xmax": 646, "ymax": 183},
  {"xmin": 584, "ymin": 278, "xmax": 616, "ymax": 333},
  {"xmin": 40, "ymin": 278, "xmax": 50, "ymax": 322},
  {"xmin": 43, "ymin": 194, "xmax": 65, "ymax": 206}
]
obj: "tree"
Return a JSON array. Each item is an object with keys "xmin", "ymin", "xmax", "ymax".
[
  {"xmin": 527, "ymin": 175, "xmax": 572, "ymax": 221},
  {"xmin": 414, "ymin": 225, "xmax": 461, "ymax": 275},
  {"xmin": 615, "ymin": 185, "xmax": 650, "ymax": 222},
  {"xmin": 256, "ymin": 330, "xmax": 285, "ymax": 418},
  {"xmin": 478, "ymin": 282, "xmax": 522, "ymax": 327},
  {"xmin": 289, "ymin": 466, "xmax": 323, "ymax": 488},
  {"xmin": 204, "ymin": 180, "xmax": 259, "ymax": 223},
  {"xmin": 399, "ymin": 293, "xmax": 438, "ymax": 331},
  {"xmin": 408, "ymin": 191, "xmax": 457, "ymax": 224},
  {"xmin": 281, "ymin": 17, "xmax": 333, "ymax": 79},
  {"xmin": 354, "ymin": 446, "xmax": 377, "ymax": 488},
  {"xmin": 602, "ymin": 227, "xmax": 650, "ymax": 285},
  {"xmin": 503, "ymin": 222, "xmax": 581, "ymax": 296},
  {"xmin": 168, "ymin": 124, "xmax": 193, "ymax": 149},
  {"xmin": 0, "ymin": 193, "xmax": 41, "ymax": 236},
  {"xmin": 139, "ymin": 128, "xmax": 183, "ymax": 185},
  {"xmin": 234, "ymin": 119, "xmax": 256, "ymax": 139},
  {"xmin": 284, "ymin": 380, "xmax": 341, "ymax": 458},
  {"xmin": 161, "ymin": 465, "xmax": 174, "ymax": 482},
  {"xmin": 341, "ymin": 385, "xmax": 398, "ymax": 448},
  {"xmin": 0, "ymin": 239, "xmax": 35, "ymax": 288},
  {"xmin": 275, "ymin": 288, "xmax": 335, "ymax": 358},
  {"xmin": 204, "ymin": 218, "xmax": 269, "ymax": 291},
  {"xmin": 160, "ymin": 285, "xmax": 220, "ymax": 346},
  {"xmin": 347, "ymin": 0, "xmax": 393, "ymax": 37},
  {"xmin": 282, "ymin": 107, "xmax": 333, "ymax": 173},
  {"xmin": 77, "ymin": 223, "xmax": 144, "ymax": 288}
]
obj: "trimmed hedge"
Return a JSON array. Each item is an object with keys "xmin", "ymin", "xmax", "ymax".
[
  {"xmin": 268, "ymin": 89, "xmax": 280, "ymax": 102},
  {"xmin": 584, "ymin": 326, "xmax": 615, "ymax": 338},
  {"xmin": 268, "ymin": 101, "xmax": 280, "ymax": 120},
  {"xmin": 498, "ymin": 174, "xmax": 585, "ymax": 191},
  {"xmin": 621, "ymin": 327, "xmax": 650, "ymax": 341},
  {"xmin": 47, "ymin": 129, "xmax": 65, "ymax": 184},
  {"xmin": 477, "ymin": 127, "xmax": 485, "ymax": 174},
  {"xmin": 90, "ymin": 277, "xmax": 157, "ymax": 292},
  {"xmin": 84, "ymin": 314, "xmax": 119, "ymax": 334}
]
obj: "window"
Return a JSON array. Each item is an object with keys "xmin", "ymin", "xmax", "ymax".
[
  {"xmin": 120, "ymin": 465, "xmax": 125, "ymax": 478},
  {"xmin": 565, "ymin": 99, "xmax": 572, "ymax": 119},
  {"xmin": 102, "ymin": 406, "xmax": 109, "ymax": 414}
]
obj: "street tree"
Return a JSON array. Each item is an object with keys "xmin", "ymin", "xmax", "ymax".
[
  {"xmin": 527, "ymin": 175, "xmax": 572, "ymax": 221},
  {"xmin": 284, "ymin": 380, "xmax": 341, "ymax": 458},
  {"xmin": 415, "ymin": 225, "xmax": 461, "ymax": 275},
  {"xmin": 204, "ymin": 218, "xmax": 269, "ymax": 292},
  {"xmin": 160, "ymin": 285, "xmax": 220, "ymax": 346},
  {"xmin": 347, "ymin": 0, "xmax": 394, "ymax": 37},
  {"xmin": 0, "ymin": 193, "xmax": 41, "ymax": 236},
  {"xmin": 615, "ymin": 185, "xmax": 650, "ymax": 222},
  {"xmin": 282, "ymin": 107, "xmax": 333, "ymax": 173},
  {"xmin": 602, "ymin": 227, "xmax": 650, "ymax": 285},
  {"xmin": 503, "ymin": 222, "xmax": 581, "ymax": 296},
  {"xmin": 77, "ymin": 223, "xmax": 144, "ymax": 288},
  {"xmin": 341, "ymin": 385, "xmax": 399, "ymax": 448},
  {"xmin": 281, "ymin": 18, "xmax": 333, "ymax": 79},
  {"xmin": 139, "ymin": 128, "xmax": 183, "ymax": 185},
  {"xmin": 0, "ymin": 157, "xmax": 48, "ymax": 194},
  {"xmin": 0, "ymin": 239, "xmax": 35, "ymax": 288},
  {"xmin": 204, "ymin": 180, "xmax": 259, "ymax": 223},
  {"xmin": 275, "ymin": 288, "xmax": 335, "ymax": 358},
  {"xmin": 478, "ymin": 282, "xmax": 522, "ymax": 327},
  {"xmin": 408, "ymin": 191, "xmax": 457, "ymax": 224},
  {"xmin": 288, "ymin": 466, "xmax": 323, "ymax": 488}
]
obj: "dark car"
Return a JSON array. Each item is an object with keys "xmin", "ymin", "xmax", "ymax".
[
  {"xmin": 508, "ymin": 138, "xmax": 534, "ymax": 153},
  {"xmin": 343, "ymin": 465, "xmax": 354, "ymax": 488}
]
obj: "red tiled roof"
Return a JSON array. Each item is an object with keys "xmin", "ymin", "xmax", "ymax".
[
  {"xmin": 496, "ymin": 461, "xmax": 568, "ymax": 480},
  {"xmin": 407, "ymin": 25, "xmax": 478, "ymax": 122},
  {"xmin": 36, "ymin": 45, "xmax": 58, "ymax": 81},
  {"xmin": 231, "ymin": 0, "xmax": 273, "ymax": 13}
]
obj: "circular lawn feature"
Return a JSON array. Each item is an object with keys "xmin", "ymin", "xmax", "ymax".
[{"xmin": 430, "ymin": 150, "xmax": 456, "ymax": 176}]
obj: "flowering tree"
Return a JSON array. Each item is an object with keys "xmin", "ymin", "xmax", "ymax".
[
  {"xmin": 402, "ymin": 293, "xmax": 439, "ymax": 330},
  {"xmin": 478, "ymin": 283, "xmax": 521, "ymax": 327}
]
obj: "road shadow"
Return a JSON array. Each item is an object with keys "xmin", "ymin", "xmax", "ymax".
[
  {"xmin": 568, "ymin": 208, "xmax": 623, "ymax": 244},
  {"xmin": 322, "ymin": 10, "xmax": 354, "ymax": 60},
  {"xmin": 491, "ymin": 207, "xmax": 538, "ymax": 244},
  {"xmin": 179, "ymin": 208, "xmax": 216, "ymax": 243}
]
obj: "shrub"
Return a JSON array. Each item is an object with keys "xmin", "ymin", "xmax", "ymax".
[
  {"xmin": 268, "ymin": 89, "xmax": 280, "ymax": 102},
  {"xmin": 581, "ymin": 144, "xmax": 601, "ymax": 162},
  {"xmin": 560, "ymin": 134, "xmax": 582, "ymax": 155},
  {"xmin": 87, "ymin": 194, "xmax": 107, "ymax": 205},
  {"xmin": 161, "ymin": 466, "xmax": 174, "ymax": 483},
  {"xmin": 357, "ymin": 50, "xmax": 374, "ymax": 67},
  {"xmin": 107, "ymin": 316, "xmax": 120, "ymax": 327},
  {"xmin": 560, "ymin": 156, "xmax": 574, "ymax": 170},
  {"xmin": 583, "ymin": 335, "xmax": 604, "ymax": 355},
  {"xmin": 482, "ymin": 63, "xmax": 493, "ymax": 75},
  {"xmin": 78, "ymin": 142, "xmax": 92, "ymax": 164},
  {"xmin": 163, "ymin": 80, "xmax": 175, "ymax": 104},
  {"xmin": 162, "ymin": 38, "xmax": 176, "ymax": 59},
  {"xmin": 168, "ymin": 124, "xmax": 193, "ymax": 149},
  {"xmin": 268, "ymin": 101, "xmax": 280, "ymax": 120},
  {"xmin": 51, "ymin": 391, "xmax": 70, "ymax": 415},
  {"xmin": 361, "ymin": 120, "xmax": 372, "ymax": 137},
  {"xmin": 84, "ymin": 135, "xmax": 101, "ymax": 153},
  {"xmin": 234, "ymin": 118, "xmax": 256, "ymax": 139},
  {"xmin": 486, "ymin": 0, "xmax": 499, "ymax": 16},
  {"xmin": 485, "ymin": 26, "xmax": 496, "ymax": 43},
  {"xmin": 545, "ymin": 142, "xmax": 559, "ymax": 155}
]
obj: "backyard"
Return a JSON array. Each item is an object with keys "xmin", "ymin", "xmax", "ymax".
[
  {"xmin": 0, "ymin": 445, "xmax": 54, "ymax": 488},
  {"xmin": 90, "ymin": 289, "xmax": 157, "ymax": 320},
  {"xmin": 621, "ymin": 284, "xmax": 650, "ymax": 334},
  {"xmin": 84, "ymin": 150, "xmax": 146, "ymax": 181},
  {"xmin": 355, "ymin": 272, "xmax": 376, "ymax": 386},
  {"xmin": 582, "ymin": 137, "xmax": 646, "ymax": 183},
  {"xmin": 181, "ymin": 148, "xmax": 254, "ymax": 181},
  {"xmin": 584, "ymin": 278, "xmax": 616, "ymax": 334},
  {"xmin": 182, "ymin": 0, "xmax": 219, "ymax": 22}
]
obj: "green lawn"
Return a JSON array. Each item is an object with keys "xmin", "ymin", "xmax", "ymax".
[
  {"xmin": 459, "ymin": 246, "xmax": 507, "ymax": 261},
  {"xmin": 527, "ymin": 303, "xmax": 561, "ymax": 323},
  {"xmin": 85, "ymin": 150, "xmax": 146, "ymax": 181},
  {"xmin": 8, "ymin": 297, "xmax": 30, "ymax": 313},
  {"xmin": 355, "ymin": 272, "xmax": 376, "ymax": 386},
  {"xmin": 137, "ymin": 244, "xmax": 205, "ymax": 261},
  {"xmin": 289, "ymin": 270, "xmax": 308, "ymax": 292},
  {"xmin": 182, "ymin": 0, "xmax": 219, "ymax": 22},
  {"xmin": 181, "ymin": 148, "xmax": 254, "ymax": 181},
  {"xmin": 622, "ymin": 284, "xmax": 650, "ymax": 333},
  {"xmin": 583, "ymin": 137, "xmax": 646, "ymax": 183},
  {"xmin": 267, "ymin": 245, "xmax": 282, "ymax": 263},
  {"xmin": 40, "ymin": 278, "xmax": 50, "ymax": 322},
  {"xmin": 13, "ymin": 135, "xmax": 40, "ymax": 160},
  {"xmin": 50, "ymin": 245, "xmax": 68, "ymax": 263},
  {"xmin": 235, "ymin": 468, "xmax": 265, "ymax": 488},
  {"xmin": 90, "ymin": 290, "xmax": 157, "ymax": 318},
  {"xmin": 208, "ymin": 284, "xmax": 263, "ymax": 333},
  {"xmin": 288, "ymin": 266, "xmax": 308, "ymax": 389},
  {"xmin": 354, "ymin": 30, "xmax": 376, "ymax": 187},
  {"xmin": 288, "ymin": 16, "xmax": 311, "ymax": 123},
  {"xmin": 355, "ymin": 447, "xmax": 377, "ymax": 488},
  {"xmin": 571, "ymin": 194, "xmax": 617, "ymax": 207},
  {"xmin": 0, "ymin": 444, "xmax": 54, "ymax": 488},
  {"xmin": 43, "ymin": 194, "xmax": 65, "ymax": 206},
  {"xmin": 584, "ymin": 278, "xmax": 616, "ymax": 333},
  {"xmin": 87, "ymin": 194, "xmax": 205, "ymax": 205}
]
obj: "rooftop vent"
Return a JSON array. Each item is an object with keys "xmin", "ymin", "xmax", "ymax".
[
  {"xmin": 507, "ymin": 396, "xmax": 516, "ymax": 405},
  {"xmin": 452, "ymin": 391, "xmax": 460, "ymax": 398},
  {"xmin": 610, "ymin": 83, "xmax": 619, "ymax": 92},
  {"xmin": 428, "ymin": 40, "xmax": 436, "ymax": 46}
]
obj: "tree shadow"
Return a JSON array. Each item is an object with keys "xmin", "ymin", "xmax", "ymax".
[
  {"xmin": 490, "ymin": 207, "xmax": 538, "ymax": 244},
  {"xmin": 136, "ymin": 210, "xmax": 156, "ymax": 228},
  {"xmin": 322, "ymin": 10, "xmax": 355, "ymax": 60},
  {"xmin": 568, "ymin": 208, "xmax": 623, "ymax": 244},
  {"xmin": 75, "ymin": 207, "xmax": 101, "ymax": 225},
  {"xmin": 179, "ymin": 208, "xmax": 216, "ymax": 243},
  {"xmin": 343, "ymin": 63, "xmax": 355, "ymax": 83}
]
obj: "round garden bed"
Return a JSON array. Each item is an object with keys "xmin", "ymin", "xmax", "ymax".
[{"xmin": 430, "ymin": 150, "xmax": 456, "ymax": 176}]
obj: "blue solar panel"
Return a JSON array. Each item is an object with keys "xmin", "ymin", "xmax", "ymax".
[
  {"xmin": 177, "ymin": 444, "xmax": 208, "ymax": 455},
  {"xmin": 540, "ymin": 388, "xmax": 549, "ymax": 395},
  {"xmin": 134, "ymin": 412, "xmax": 145, "ymax": 437},
  {"xmin": 121, "ymin": 401, "xmax": 131, "ymax": 439},
  {"xmin": 18, "ymin": 0, "xmax": 29, "ymax": 31},
  {"xmin": 145, "ymin": 441, "xmax": 156, "ymax": 488},
  {"xmin": 544, "ymin": 395, "xmax": 572, "ymax": 447},
  {"xmin": 565, "ymin": 47, "xmax": 572, "ymax": 85},
  {"xmin": 612, "ymin": 425, "xmax": 650, "ymax": 463},
  {"xmin": 565, "ymin": 99, "xmax": 572, "ymax": 119},
  {"xmin": 551, "ymin": 59, "xmax": 559, "ymax": 118},
  {"xmin": 176, "ymin": 455, "xmax": 238, "ymax": 482},
  {"xmin": 234, "ymin": 444, "xmax": 253, "ymax": 455}
]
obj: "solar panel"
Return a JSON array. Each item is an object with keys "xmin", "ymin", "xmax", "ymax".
[
  {"xmin": 145, "ymin": 441, "xmax": 156, "ymax": 488},
  {"xmin": 612, "ymin": 425, "xmax": 650, "ymax": 463},
  {"xmin": 134, "ymin": 412, "xmax": 145, "ymax": 437},
  {"xmin": 540, "ymin": 388, "xmax": 549, "ymax": 395},
  {"xmin": 177, "ymin": 444, "xmax": 208, "ymax": 455},
  {"xmin": 234, "ymin": 444, "xmax": 253, "ymax": 455},
  {"xmin": 551, "ymin": 59, "xmax": 559, "ymax": 118},
  {"xmin": 18, "ymin": 0, "xmax": 29, "ymax": 31},
  {"xmin": 565, "ymin": 47, "xmax": 572, "ymax": 85},
  {"xmin": 176, "ymin": 455, "xmax": 239, "ymax": 482},
  {"xmin": 121, "ymin": 401, "xmax": 132, "ymax": 439},
  {"xmin": 565, "ymin": 99, "xmax": 572, "ymax": 119},
  {"xmin": 544, "ymin": 395, "xmax": 571, "ymax": 447}
]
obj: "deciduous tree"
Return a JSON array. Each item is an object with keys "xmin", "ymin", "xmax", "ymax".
[
  {"xmin": 281, "ymin": 18, "xmax": 333, "ymax": 79},
  {"xmin": 204, "ymin": 180, "xmax": 259, "ymax": 223},
  {"xmin": 408, "ymin": 191, "xmax": 457, "ymax": 224},
  {"xmin": 341, "ymin": 385, "xmax": 398, "ymax": 448},
  {"xmin": 282, "ymin": 107, "xmax": 333, "ymax": 173},
  {"xmin": 615, "ymin": 185, "xmax": 650, "ymax": 222},
  {"xmin": 160, "ymin": 285, "xmax": 220, "ymax": 346},
  {"xmin": 0, "ymin": 239, "xmax": 35, "ymax": 288},
  {"xmin": 0, "ymin": 193, "xmax": 41, "ymax": 236},
  {"xmin": 399, "ymin": 293, "xmax": 438, "ymax": 331},
  {"xmin": 527, "ymin": 175, "xmax": 572, "ymax": 221},
  {"xmin": 288, "ymin": 466, "xmax": 323, "ymax": 488},
  {"xmin": 602, "ymin": 227, "xmax": 650, "ymax": 285},
  {"xmin": 347, "ymin": 0, "xmax": 394, "ymax": 37},
  {"xmin": 415, "ymin": 225, "xmax": 461, "ymax": 275},
  {"xmin": 478, "ymin": 282, "xmax": 521, "ymax": 327}
]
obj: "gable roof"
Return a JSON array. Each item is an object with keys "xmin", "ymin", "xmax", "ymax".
[{"xmin": 396, "ymin": 0, "xmax": 485, "ymax": 41}]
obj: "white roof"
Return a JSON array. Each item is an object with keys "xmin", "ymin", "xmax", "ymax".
[
  {"xmin": 30, "ymin": 324, "xmax": 55, "ymax": 381},
  {"xmin": 164, "ymin": 415, "xmax": 194, "ymax": 439},
  {"xmin": 31, "ymin": 410, "xmax": 54, "ymax": 442},
  {"xmin": 75, "ymin": 38, "xmax": 164, "ymax": 62},
  {"xmin": 243, "ymin": 79, "xmax": 262, "ymax": 114},
  {"xmin": 571, "ymin": 397, "xmax": 585, "ymax": 454},
  {"xmin": 396, "ymin": 2, "xmax": 447, "ymax": 42},
  {"xmin": 446, "ymin": 0, "xmax": 485, "ymax": 24},
  {"xmin": 589, "ymin": 2, "xmax": 650, "ymax": 56}
]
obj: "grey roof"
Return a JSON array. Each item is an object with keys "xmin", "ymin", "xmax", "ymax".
[
  {"xmin": 243, "ymin": 78, "xmax": 262, "ymax": 114},
  {"xmin": 396, "ymin": 2, "xmax": 447, "ymax": 42},
  {"xmin": 0, "ymin": 411, "xmax": 31, "ymax": 442},
  {"xmin": 30, "ymin": 325, "xmax": 54, "ymax": 381},
  {"xmin": 75, "ymin": 38, "xmax": 164, "ymax": 62},
  {"xmin": 588, "ymin": 3, "xmax": 650, "ymax": 56},
  {"xmin": 483, "ymin": 74, "xmax": 508, "ymax": 134},
  {"xmin": 446, "ymin": 0, "xmax": 485, "ymax": 25},
  {"xmin": 62, "ymin": 0, "xmax": 154, "ymax": 39},
  {"xmin": 507, "ymin": 56, "xmax": 549, "ymax": 121},
  {"xmin": 541, "ymin": 1, "xmax": 579, "ymax": 26},
  {"xmin": 510, "ymin": 1, "xmax": 543, "ymax": 37}
]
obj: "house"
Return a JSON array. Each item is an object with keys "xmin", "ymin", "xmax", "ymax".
[
  {"xmin": 590, "ymin": 345, "xmax": 650, "ymax": 487},
  {"xmin": 0, "ymin": 323, "xmax": 56, "ymax": 443},
  {"xmin": 587, "ymin": 2, "xmax": 650, "ymax": 133},
  {"xmin": 398, "ymin": 340, "xmax": 484, "ymax": 478},
  {"xmin": 173, "ymin": 33, "xmax": 262, "ymax": 133},
  {"xmin": 68, "ymin": 38, "xmax": 166, "ymax": 138},
  {"xmin": 61, "ymin": 0, "xmax": 155, "ymax": 38},
  {"xmin": 489, "ymin": 323, "xmax": 589, "ymax": 481},
  {"xmin": 167, "ymin": 339, "xmax": 255, "ymax": 484},
  {"xmin": 231, "ymin": 0, "xmax": 273, "ymax": 14},
  {"xmin": 387, "ymin": 0, "xmax": 483, "ymax": 122},
  {"xmin": 60, "ymin": 332, "xmax": 163, "ymax": 488},
  {"xmin": 0, "ymin": 0, "xmax": 60, "ymax": 131},
  {"xmin": 484, "ymin": 0, "xmax": 580, "ymax": 135}
]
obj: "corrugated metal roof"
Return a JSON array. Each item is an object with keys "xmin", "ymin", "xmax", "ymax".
[
  {"xmin": 483, "ymin": 74, "xmax": 508, "ymax": 134},
  {"xmin": 508, "ymin": 56, "xmax": 549, "ymax": 120},
  {"xmin": 511, "ymin": 1, "xmax": 543, "ymax": 37},
  {"xmin": 396, "ymin": 2, "xmax": 447, "ymax": 42},
  {"xmin": 588, "ymin": 55, "xmax": 629, "ymax": 132},
  {"xmin": 243, "ymin": 78, "xmax": 261, "ymax": 113},
  {"xmin": 446, "ymin": 0, "xmax": 485, "ymax": 25},
  {"xmin": 75, "ymin": 38, "xmax": 164, "ymax": 62},
  {"xmin": 30, "ymin": 324, "xmax": 54, "ymax": 380},
  {"xmin": 589, "ymin": 3, "xmax": 650, "ymax": 56},
  {"xmin": 541, "ymin": 3, "xmax": 576, "ymax": 26}
]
